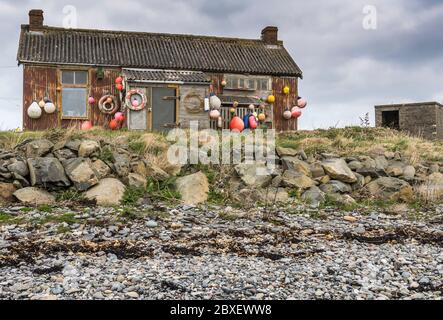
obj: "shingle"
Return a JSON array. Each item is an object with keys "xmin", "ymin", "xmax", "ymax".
[
  {"xmin": 123, "ymin": 69, "xmax": 210, "ymax": 83},
  {"xmin": 17, "ymin": 25, "xmax": 302, "ymax": 77}
]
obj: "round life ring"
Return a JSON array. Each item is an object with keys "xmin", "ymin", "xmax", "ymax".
[
  {"xmin": 98, "ymin": 95, "xmax": 119, "ymax": 115},
  {"xmin": 125, "ymin": 89, "xmax": 147, "ymax": 111}
]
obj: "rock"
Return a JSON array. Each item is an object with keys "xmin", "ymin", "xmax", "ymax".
[
  {"xmin": 366, "ymin": 177, "xmax": 414, "ymax": 202},
  {"xmin": 63, "ymin": 158, "xmax": 99, "ymax": 191},
  {"xmin": 348, "ymin": 161, "xmax": 363, "ymax": 171},
  {"xmin": 146, "ymin": 220, "xmax": 158, "ymax": 228},
  {"xmin": 85, "ymin": 178, "xmax": 126, "ymax": 206},
  {"xmin": 281, "ymin": 171, "xmax": 316, "ymax": 190},
  {"xmin": 315, "ymin": 175, "xmax": 331, "ymax": 185},
  {"xmin": 53, "ymin": 148, "xmax": 77, "ymax": 161},
  {"xmin": 364, "ymin": 176, "xmax": 372, "ymax": 185},
  {"xmin": 394, "ymin": 152, "xmax": 402, "ymax": 161},
  {"xmin": 78, "ymin": 140, "xmax": 100, "ymax": 158},
  {"xmin": 113, "ymin": 152, "xmax": 131, "ymax": 178},
  {"xmin": 13, "ymin": 187, "xmax": 55, "ymax": 205},
  {"xmin": 358, "ymin": 156, "xmax": 377, "ymax": 169},
  {"xmin": 301, "ymin": 186, "xmax": 326, "ymax": 208},
  {"xmin": 64, "ymin": 140, "xmax": 82, "ymax": 151},
  {"xmin": 271, "ymin": 175, "xmax": 283, "ymax": 188},
  {"xmin": 384, "ymin": 151, "xmax": 396, "ymax": 160},
  {"xmin": 375, "ymin": 156, "xmax": 389, "ymax": 170},
  {"xmin": 175, "ymin": 172, "xmax": 209, "ymax": 205},
  {"xmin": 356, "ymin": 167, "xmax": 388, "ymax": 179},
  {"xmin": 127, "ymin": 173, "xmax": 146, "ymax": 189},
  {"xmin": 310, "ymin": 162, "xmax": 326, "ymax": 178},
  {"xmin": 261, "ymin": 188, "xmax": 289, "ymax": 203},
  {"xmin": 234, "ymin": 163, "xmax": 272, "ymax": 188},
  {"xmin": 322, "ymin": 158, "xmax": 357, "ymax": 183},
  {"xmin": 320, "ymin": 180, "xmax": 352, "ymax": 194},
  {"xmin": 352, "ymin": 173, "xmax": 366, "ymax": 191},
  {"xmin": 276, "ymin": 147, "xmax": 299, "ymax": 158},
  {"xmin": 387, "ymin": 165, "xmax": 404, "ymax": 177},
  {"xmin": 344, "ymin": 216, "xmax": 358, "ymax": 223},
  {"xmin": 144, "ymin": 163, "xmax": 170, "ymax": 181},
  {"xmin": 91, "ymin": 160, "xmax": 111, "ymax": 179},
  {"xmin": 429, "ymin": 163, "xmax": 440, "ymax": 174},
  {"xmin": 27, "ymin": 158, "xmax": 71, "ymax": 189},
  {"xmin": 7, "ymin": 161, "xmax": 29, "ymax": 177},
  {"xmin": 0, "ymin": 183, "xmax": 17, "ymax": 204},
  {"xmin": 402, "ymin": 166, "xmax": 416, "ymax": 180},
  {"xmin": 25, "ymin": 139, "xmax": 54, "ymax": 158},
  {"xmin": 130, "ymin": 161, "xmax": 147, "ymax": 177},
  {"xmin": 281, "ymin": 157, "xmax": 312, "ymax": 177}
]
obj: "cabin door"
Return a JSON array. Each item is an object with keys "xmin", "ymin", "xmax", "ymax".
[
  {"xmin": 151, "ymin": 87, "xmax": 177, "ymax": 132},
  {"xmin": 127, "ymin": 87, "xmax": 148, "ymax": 131}
]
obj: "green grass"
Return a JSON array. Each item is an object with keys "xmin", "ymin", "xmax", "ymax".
[
  {"xmin": 36, "ymin": 213, "xmax": 78, "ymax": 225},
  {"xmin": 37, "ymin": 204, "xmax": 53, "ymax": 213},
  {"xmin": 122, "ymin": 177, "xmax": 181, "ymax": 206},
  {"xmin": 99, "ymin": 146, "xmax": 115, "ymax": 163},
  {"xmin": 0, "ymin": 212, "xmax": 14, "ymax": 223},
  {"xmin": 56, "ymin": 189, "xmax": 85, "ymax": 202}
]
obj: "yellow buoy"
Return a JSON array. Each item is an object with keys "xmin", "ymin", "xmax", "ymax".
[{"xmin": 267, "ymin": 95, "xmax": 275, "ymax": 104}]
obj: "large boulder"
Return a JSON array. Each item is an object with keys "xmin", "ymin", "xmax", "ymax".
[
  {"xmin": 366, "ymin": 177, "xmax": 414, "ymax": 202},
  {"xmin": 234, "ymin": 163, "xmax": 272, "ymax": 188},
  {"xmin": 281, "ymin": 171, "xmax": 316, "ymax": 190},
  {"xmin": 276, "ymin": 147, "xmax": 300, "ymax": 158},
  {"xmin": 78, "ymin": 140, "xmax": 100, "ymax": 158},
  {"xmin": 0, "ymin": 183, "xmax": 17, "ymax": 204},
  {"xmin": 13, "ymin": 187, "xmax": 55, "ymax": 205},
  {"xmin": 27, "ymin": 158, "xmax": 71, "ymax": 189},
  {"xmin": 175, "ymin": 172, "xmax": 209, "ymax": 205},
  {"xmin": 25, "ymin": 139, "xmax": 54, "ymax": 158},
  {"xmin": 63, "ymin": 158, "xmax": 99, "ymax": 191},
  {"xmin": 402, "ymin": 166, "xmax": 416, "ymax": 180},
  {"xmin": 302, "ymin": 186, "xmax": 326, "ymax": 208},
  {"xmin": 53, "ymin": 148, "xmax": 77, "ymax": 161},
  {"xmin": 322, "ymin": 158, "xmax": 357, "ymax": 183},
  {"xmin": 281, "ymin": 157, "xmax": 312, "ymax": 177},
  {"xmin": 85, "ymin": 178, "xmax": 126, "ymax": 206}
]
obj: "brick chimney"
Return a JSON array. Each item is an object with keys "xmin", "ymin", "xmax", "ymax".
[
  {"xmin": 261, "ymin": 26, "xmax": 279, "ymax": 45},
  {"xmin": 29, "ymin": 9, "xmax": 44, "ymax": 31}
]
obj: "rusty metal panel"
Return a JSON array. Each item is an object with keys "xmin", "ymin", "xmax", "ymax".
[
  {"xmin": 89, "ymin": 68, "xmax": 122, "ymax": 128},
  {"xmin": 208, "ymin": 73, "xmax": 225, "ymax": 95},
  {"xmin": 272, "ymin": 77, "xmax": 298, "ymax": 132},
  {"xmin": 23, "ymin": 65, "xmax": 59, "ymax": 131}
]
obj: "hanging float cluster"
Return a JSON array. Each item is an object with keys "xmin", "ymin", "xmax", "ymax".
[{"xmin": 27, "ymin": 97, "xmax": 57, "ymax": 119}]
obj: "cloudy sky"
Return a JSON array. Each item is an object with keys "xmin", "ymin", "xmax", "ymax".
[{"xmin": 0, "ymin": 0, "xmax": 442, "ymax": 130}]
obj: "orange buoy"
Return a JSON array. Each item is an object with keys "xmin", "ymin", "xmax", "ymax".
[
  {"xmin": 230, "ymin": 116, "xmax": 245, "ymax": 133},
  {"xmin": 109, "ymin": 119, "xmax": 119, "ymax": 130}
]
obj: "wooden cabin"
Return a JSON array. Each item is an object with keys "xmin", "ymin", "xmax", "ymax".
[{"xmin": 17, "ymin": 10, "xmax": 303, "ymax": 132}]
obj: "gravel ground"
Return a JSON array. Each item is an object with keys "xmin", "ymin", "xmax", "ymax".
[{"xmin": 0, "ymin": 202, "xmax": 442, "ymax": 300}]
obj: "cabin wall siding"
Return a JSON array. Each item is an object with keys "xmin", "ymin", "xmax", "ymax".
[{"xmin": 272, "ymin": 77, "xmax": 298, "ymax": 132}]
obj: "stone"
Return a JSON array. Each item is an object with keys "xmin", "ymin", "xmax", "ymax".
[
  {"xmin": 64, "ymin": 140, "xmax": 82, "ymax": 151},
  {"xmin": 146, "ymin": 220, "xmax": 158, "ymax": 228},
  {"xmin": 348, "ymin": 161, "xmax": 363, "ymax": 171},
  {"xmin": 315, "ymin": 175, "xmax": 331, "ymax": 185},
  {"xmin": 281, "ymin": 157, "xmax": 312, "ymax": 177},
  {"xmin": 144, "ymin": 162, "xmax": 170, "ymax": 181},
  {"xmin": 356, "ymin": 167, "xmax": 388, "ymax": 179},
  {"xmin": 234, "ymin": 163, "xmax": 272, "ymax": 188},
  {"xmin": 276, "ymin": 146, "xmax": 299, "ymax": 158},
  {"xmin": 27, "ymin": 158, "xmax": 71, "ymax": 189},
  {"xmin": 322, "ymin": 158, "xmax": 357, "ymax": 183},
  {"xmin": 366, "ymin": 177, "xmax": 414, "ymax": 202},
  {"xmin": 261, "ymin": 187, "xmax": 290, "ymax": 203},
  {"xmin": 402, "ymin": 166, "xmax": 416, "ymax": 180},
  {"xmin": 375, "ymin": 156, "xmax": 389, "ymax": 170},
  {"xmin": 13, "ymin": 187, "xmax": 55, "ymax": 205},
  {"xmin": 175, "ymin": 172, "xmax": 209, "ymax": 205},
  {"xmin": 113, "ymin": 152, "xmax": 131, "ymax": 178},
  {"xmin": 0, "ymin": 183, "xmax": 17, "ymax": 204},
  {"xmin": 429, "ymin": 163, "xmax": 440, "ymax": 174},
  {"xmin": 127, "ymin": 173, "xmax": 146, "ymax": 189},
  {"xmin": 63, "ymin": 158, "xmax": 99, "ymax": 191},
  {"xmin": 7, "ymin": 161, "xmax": 29, "ymax": 177},
  {"xmin": 344, "ymin": 216, "xmax": 358, "ymax": 223},
  {"xmin": 320, "ymin": 180, "xmax": 352, "ymax": 194},
  {"xmin": 85, "ymin": 178, "xmax": 126, "ymax": 206},
  {"xmin": 271, "ymin": 175, "xmax": 283, "ymax": 188},
  {"xmin": 53, "ymin": 148, "xmax": 77, "ymax": 161},
  {"xmin": 25, "ymin": 139, "xmax": 54, "ymax": 158},
  {"xmin": 310, "ymin": 162, "xmax": 326, "ymax": 178},
  {"xmin": 281, "ymin": 171, "xmax": 316, "ymax": 190},
  {"xmin": 78, "ymin": 140, "xmax": 100, "ymax": 158},
  {"xmin": 302, "ymin": 186, "xmax": 326, "ymax": 208},
  {"xmin": 384, "ymin": 151, "xmax": 396, "ymax": 160},
  {"xmin": 352, "ymin": 173, "xmax": 366, "ymax": 191},
  {"xmin": 91, "ymin": 160, "xmax": 111, "ymax": 179},
  {"xmin": 130, "ymin": 161, "xmax": 147, "ymax": 177}
]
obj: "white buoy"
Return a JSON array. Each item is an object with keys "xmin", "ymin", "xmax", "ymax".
[{"xmin": 27, "ymin": 101, "xmax": 42, "ymax": 119}]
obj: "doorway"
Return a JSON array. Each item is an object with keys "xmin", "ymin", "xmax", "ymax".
[{"xmin": 382, "ymin": 111, "xmax": 400, "ymax": 130}]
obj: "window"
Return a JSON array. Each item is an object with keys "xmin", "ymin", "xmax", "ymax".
[
  {"xmin": 61, "ymin": 71, "xmax": 88, "ymax": 118},
  {"xmin": 224, "ymin": 75, "xmax": 270, "ymax": 91}
]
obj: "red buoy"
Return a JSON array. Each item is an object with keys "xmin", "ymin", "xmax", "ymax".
[
  {"xmin": 109, "ymin": 119, "xmax": 119, "ymax": 130},
  {"xmin": 230, "ymin": 116, "xmax": 245, "ymax": 133}
]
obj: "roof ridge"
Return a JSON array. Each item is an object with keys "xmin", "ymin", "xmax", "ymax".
[{"xmin": 20, "ymin": 24, "xmax": 282, "ymax": 45}]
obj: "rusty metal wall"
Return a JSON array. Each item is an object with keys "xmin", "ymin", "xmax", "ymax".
[
  {"xmin": 272, "ymin": 77, "xmax": 298, "ymax": 132},
  {"xmin": 23, "ymin": 65, "xmax": 59, "ymax": 131},
  {"xmin": 23, "ymin": 65, "xmax": 124, "ymax": 131}
]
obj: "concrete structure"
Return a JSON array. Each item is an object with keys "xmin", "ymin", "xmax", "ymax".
[{"xmin": 375, "ymin": 102, "xmax": 443, "ymax": 140}]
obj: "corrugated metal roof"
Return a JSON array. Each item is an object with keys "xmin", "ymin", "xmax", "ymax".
[
  {"xmin": 123, "ymin": 68, "xmax": 210, "ymax": 83},
  {"xmin": 17, "ymin": 25, "xmax": 303, "ymax": 77}
]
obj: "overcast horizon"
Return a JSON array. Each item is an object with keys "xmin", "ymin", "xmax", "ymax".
[{"xmin": 1, "ymin": 0, "xmax": 442, "ymax": 131}]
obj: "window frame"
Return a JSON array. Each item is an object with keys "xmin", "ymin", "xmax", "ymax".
[
  {"xmin": 224, "ymin": 75, "xmax": 270, "ymax": 91},
  {"xmin": 60, "ymin": 69, "xmax": 89, "ymax": 120}
]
